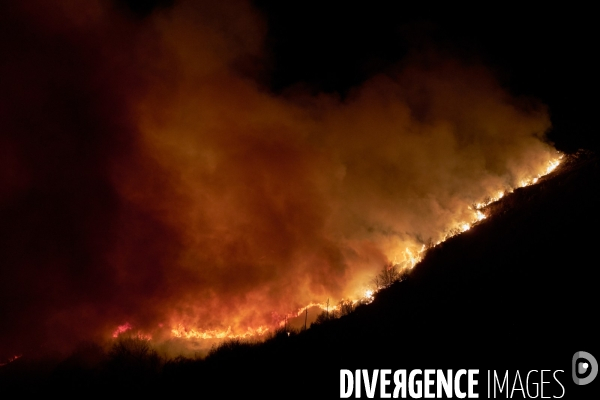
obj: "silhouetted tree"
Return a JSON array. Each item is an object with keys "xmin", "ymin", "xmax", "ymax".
[
  {"xmin": 314, "ymin": 311, "xmax": 329, "ymax": 325},
  {"xmin": 105, "ymin": 337, "xmax": 162, "ymax": 389},
  {"xmin": 339, "ymin": 299, "xmax": 354, "ymax": 316},
  {"xmin": 373, "ymin": 263, "xmax": 401, "ymax": 289}
]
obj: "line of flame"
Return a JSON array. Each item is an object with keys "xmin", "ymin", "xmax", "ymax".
[
  {"xmin": 110, "ymin": 154, "xmax": 563, "ymax": 344},
  {"xmin": 0, "ymin": 354, "xmax": 21, "ymax": 367},
  {"xmin": 171, "ymin": 324, "xmax": 270, "ymax": 340}
]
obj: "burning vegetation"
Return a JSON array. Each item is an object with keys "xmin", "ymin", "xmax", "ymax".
[
  {"xmin": 102, "ymin": 152, "xmax": 566, "ymax": 350},
  {"xmin": 0, "ymin": 0, "xmax": 567, "ymax": 361}
]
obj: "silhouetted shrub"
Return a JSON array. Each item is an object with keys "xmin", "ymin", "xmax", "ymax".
[
  {"xmin": 313, "ymin": 311, "xmax": 330, "ymax": 325},
  {"xmin": 206, "ymin": 338, "xmax": 256, "ymax": 363},
  {"xmin": 104, "ymin": 337, "xmax": 162, "ymax": 390},
  {"xmin": 338, "ymin": 299, "xmax": 354, "ymax": 316},
  {"xmin": 372, "ymin": 263, "xmax": 402, "ymax": 289}
]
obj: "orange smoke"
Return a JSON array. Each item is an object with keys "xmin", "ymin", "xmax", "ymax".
[{"xmin": 0, "ymin": 0, "xmax": 559, "ymax": 357}]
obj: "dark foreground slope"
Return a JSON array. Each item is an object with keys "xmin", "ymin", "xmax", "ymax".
[{"xmin": 2, "ymin": 152, "xmax": 599, "ymax": 397}]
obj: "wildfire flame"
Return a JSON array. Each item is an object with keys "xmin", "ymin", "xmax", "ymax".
[
  {"xmin": 108, "ymin": 153, "xmax": 563, "ymax": 348},
  {"xmin": 437, "ymin": 155, "xmax": 564, "ymax": 245},
  {"xmin": 112, "ymin": 322, "xmax": 132, "ymax": 338},
  {"xmin": 2, "ymin": 0, "xmax": 574, "ymax": 361},
  {"xmin": 171, "ymin": 325, "xmax": 270, "ymax": 340},
  {"xmin": 0, "ymin": 355, "xmax": 21, "ymax": 367},
  {"xmin": 112, "ymin": 322, "xmax": 152, "ymax": 340}
]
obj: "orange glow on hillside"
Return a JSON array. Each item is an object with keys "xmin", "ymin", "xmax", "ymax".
[{"xmin": 125, "ymin": 153, "xmax": 564, "ymax": 348}]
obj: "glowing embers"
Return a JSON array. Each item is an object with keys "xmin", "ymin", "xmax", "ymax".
[{"xmin": 0, "ymin": 354, "xmax": 21, "ymax": 367}]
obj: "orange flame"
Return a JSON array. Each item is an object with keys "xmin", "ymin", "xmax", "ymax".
[
  {"xmin": 112, "ymin": 322, "xmax": 132, "ymax": 338},
  {"xmin": 112, "ymin": 322, "xmax": 152, "ymax": 340},
  {"xmin": 171, "ymin": 324, "xmax": 269, "ymax": 340},
  {"xmin": 141, "ymin": 153, "xmax": 565, "ymax": 347},
  {"xmin": 0, "ymin": 354, "xmax": 22, "ymax": 367}
]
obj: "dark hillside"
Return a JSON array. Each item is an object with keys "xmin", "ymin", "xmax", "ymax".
[
  {"xmin": 2, "ymin": 152, "xmax": 598, "ymax": 397},
  {"xmin": 189, "ymin": 151, "xmax": 599, "ymax": 396}
]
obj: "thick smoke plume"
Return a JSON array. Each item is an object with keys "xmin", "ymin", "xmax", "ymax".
[{"xmin": 0, "ymin": 1, "xmax": 556, "ymax": 357}]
